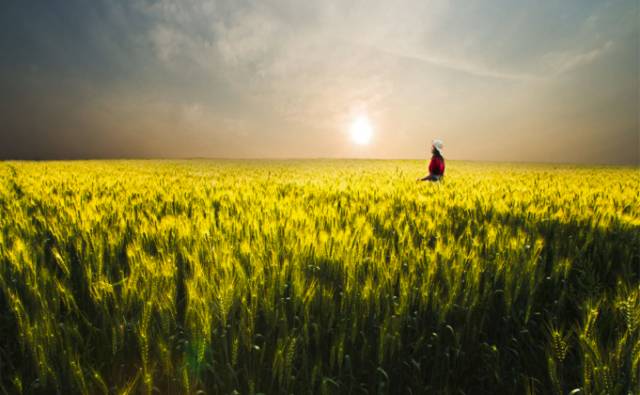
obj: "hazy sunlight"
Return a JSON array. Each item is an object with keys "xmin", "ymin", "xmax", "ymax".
[{"xmin": 349, "ymin": 115, "xmax": 373, "ymax": 145}]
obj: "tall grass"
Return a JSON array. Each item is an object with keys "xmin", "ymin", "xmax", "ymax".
[{"xmin": 0, "ymin": 160, "xmax": 638, "ymax": 394}]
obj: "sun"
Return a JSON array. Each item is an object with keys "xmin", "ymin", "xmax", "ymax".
[{"xmin": 349, "ymin": 115, "xmax": 373, "ymax": 145}]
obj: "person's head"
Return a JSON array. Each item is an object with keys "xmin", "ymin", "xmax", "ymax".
[{"xmin": 431, "ymin": 139, "xmax": 444, "ymax": 156}]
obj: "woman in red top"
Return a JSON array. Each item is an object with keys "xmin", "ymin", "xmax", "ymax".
[{"xmin": 418, "ymin": 139, "xmax": 445, "ymax": 181}]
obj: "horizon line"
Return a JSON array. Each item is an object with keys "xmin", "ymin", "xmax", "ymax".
[{"xmin": 1, "ymin": 157, "xmax": 637, "ymax": 167}]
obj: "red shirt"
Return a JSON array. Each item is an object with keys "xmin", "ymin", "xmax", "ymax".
[{"xmin": 429, "ymin": 155, "xmax": 445, "ymax": 176}]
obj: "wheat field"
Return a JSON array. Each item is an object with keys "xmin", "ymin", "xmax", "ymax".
[{"xmin": 0, "ymin": 160, "xmax": 638, "ymax": 394}]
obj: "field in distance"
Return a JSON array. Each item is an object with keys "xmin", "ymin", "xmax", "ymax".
[{"xmin": 0, "ymin": 160, "xmax": 638, "ymax": 394}]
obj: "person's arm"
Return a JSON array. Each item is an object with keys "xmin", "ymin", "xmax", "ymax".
[{"xmin": 436, "ymin": 157, "xmax": 445, "ymax": 175}]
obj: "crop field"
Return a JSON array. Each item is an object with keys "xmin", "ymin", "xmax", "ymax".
[{"xmin": 0, "ymin": 160, "xmax": 638, "ymax": 394}]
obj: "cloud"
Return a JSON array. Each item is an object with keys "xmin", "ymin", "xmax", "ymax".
[
  {"xmin": 373, "ymin": 47, "xmax": 539, "ymax": 82},
  {"xmin": 133, "ymin": 0, "xmax": 631, "ymax": 151},
  {"xmin": 1, "ymin": 0, "xmax": 637, "ymax": 163},
  {"xmin": 541, "ymin": 41, "xmax": 614, "ymax": 75},
  {"xmin": 141, "ymin": 0, "xmax": 606, "ymax": 89},
  {"xmin": 213, "ymin": 7, "xmax": 281, "ymax": 66},
  {"xmin": 150, "ymin": 25, "xmax": 192, "ymax": 62}
]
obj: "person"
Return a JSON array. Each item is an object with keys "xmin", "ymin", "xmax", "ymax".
[{"xmin": 418, "ymin": 139, "xmax": 445, "ymax": 181}]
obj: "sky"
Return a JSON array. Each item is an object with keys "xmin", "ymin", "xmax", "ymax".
[{"xmin": 0, "ymin": 0, "xmax": 638, "ymax": 164}]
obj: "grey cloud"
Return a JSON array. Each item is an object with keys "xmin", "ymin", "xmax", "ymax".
[{"xmin": 0, "ymin": 0, "xmax": 637, "ymax": 163}]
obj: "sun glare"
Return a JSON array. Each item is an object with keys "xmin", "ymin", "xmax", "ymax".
[{"xmin": 350, "ymin": 115, "xmax": 373, "ymax": 145}]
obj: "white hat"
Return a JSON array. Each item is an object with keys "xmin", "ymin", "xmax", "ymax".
[{"xmin": 432, "ymin": 139, "xmax": 444, "ymax": 151}]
